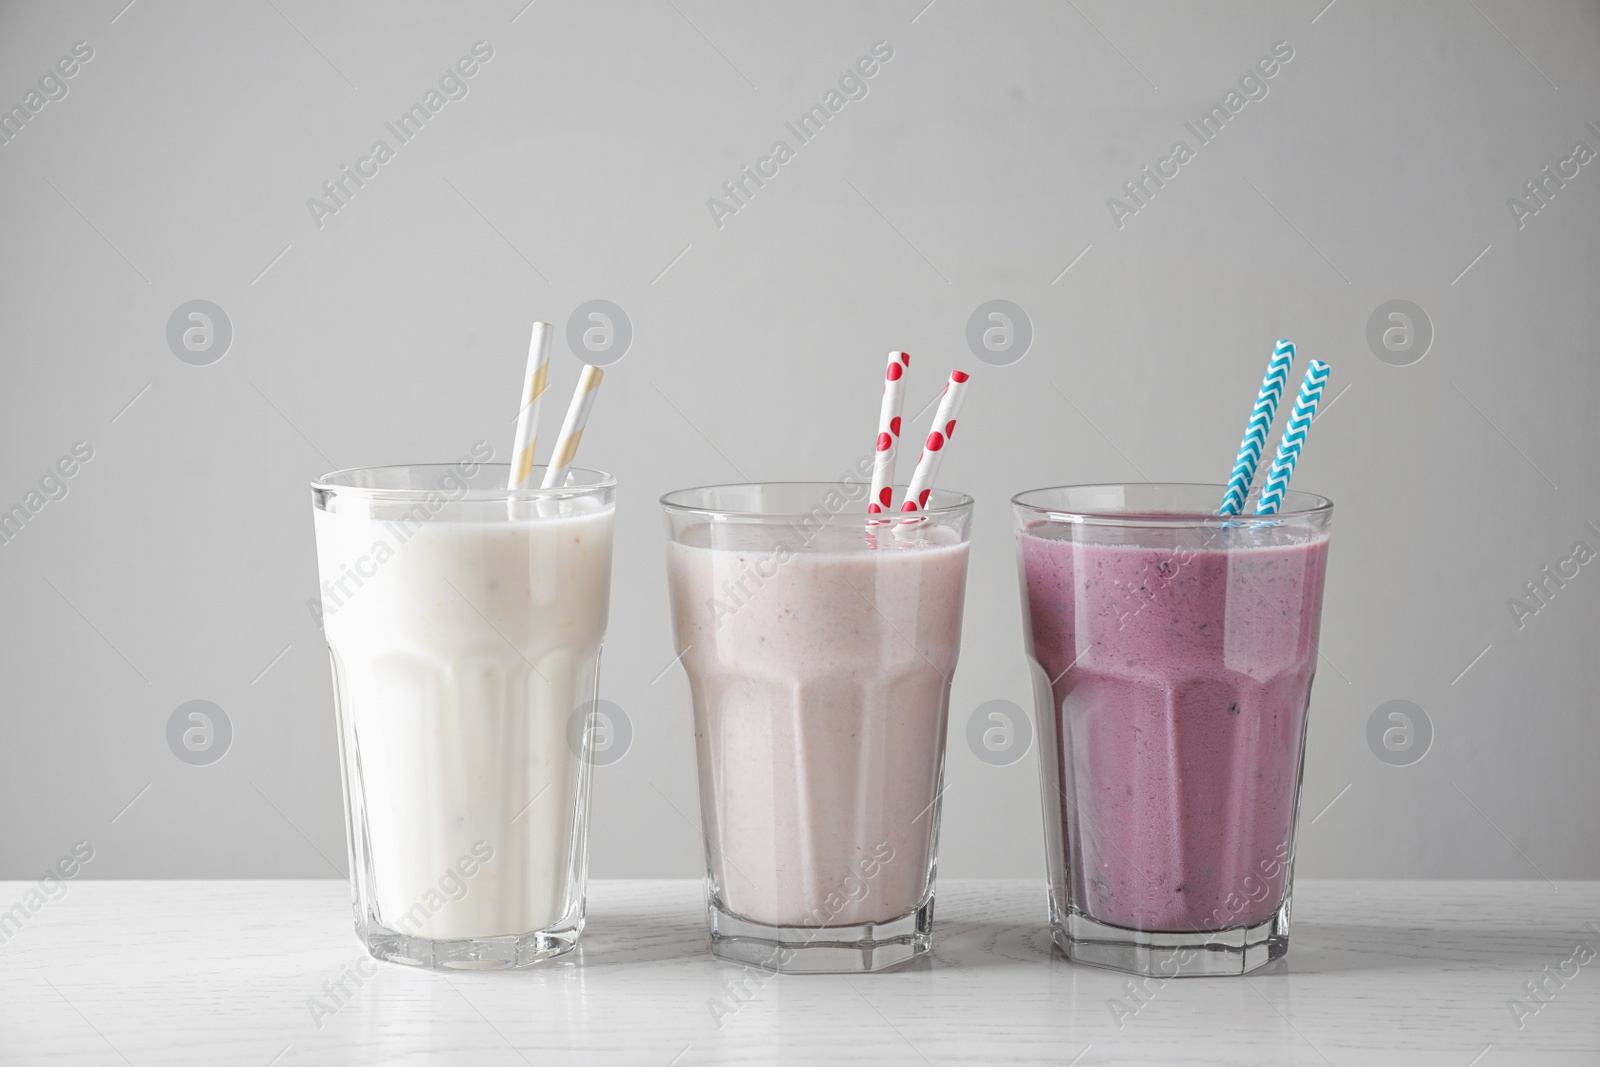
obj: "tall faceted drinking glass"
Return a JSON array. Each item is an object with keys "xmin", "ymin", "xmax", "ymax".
[
  {"xmin": 662, "ymin": 483, "xmax": 973, "ymax": 973},
  {"xmin": 1013, "ymin": 483, "xmax": 1332, "ymax": 976},
  {"xmin": 312, "ymin": 460, "xmax": 615, "ymax": 969}
]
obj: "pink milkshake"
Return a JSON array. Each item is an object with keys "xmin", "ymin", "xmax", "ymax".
[
  {"xmin": 1013, "ymin": 483, "xmax": 1332, "ymax": 976},
  {"xmin": 663, "ymin": 482, "xmax": 972, "ymax": 973}
]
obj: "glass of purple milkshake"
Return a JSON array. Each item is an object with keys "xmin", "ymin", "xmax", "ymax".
[
  {"xmin": 663, "ymin": 481, "xmax": 973, "ymax": 973},
  {"xmin": 1013, "ymin": 483, "xmax": 1332, "ymax": 976}
]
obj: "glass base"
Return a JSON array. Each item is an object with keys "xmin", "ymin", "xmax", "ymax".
[
  {"xmin": 1053, "ymin": 903, "xmax": 1288, "ymax": 977},
  {"xmin": 356, "ymin": 907, "xmax": 582, "ymax": 971},
  {"xmin": 708, "ymin": 896, "xmax": 933, "ymax": 974}
]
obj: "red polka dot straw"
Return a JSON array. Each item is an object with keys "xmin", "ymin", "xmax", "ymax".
[
  {"xmin": 868, "ymin": 351, "xmax": 909, "ymax": 515},
  {"xmin": 900, "ymin": 370, "xmax": 971, "ymax": 517}
]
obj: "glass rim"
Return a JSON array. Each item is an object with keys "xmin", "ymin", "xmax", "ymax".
[
  {"xmin": 660, "ymin": 480, "xmax": 974, "ymax": 519},
  {"xmin": 312, "ymin": 462, "xmax": 616, "ymax": 501},
  {"xmin": 1011, "ymin": 482, "xmax": 1332, "ymax": 526}
]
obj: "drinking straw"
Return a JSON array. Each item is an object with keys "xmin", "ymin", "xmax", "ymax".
[
  {"xmin": 867, "ymin": 351, "xmax": 911, "ymax": 514},
  {"xmin": 899, "ymin": 370, "xmax": 971, "ymax": 514},
  {"xmin": 540, "ymin": 364, "xmax": 605, "ymax": 489},
  {"xmin": 1254, "ymin": 360, "xmax": 1330, "ymax": 516},
  {"xmin": 1218, "ymin": 340, "xmax": 1295, "ymax": 515},
  {"xmin": 508, "ymin": 322, "xmax": 554, "ymax": 490}
]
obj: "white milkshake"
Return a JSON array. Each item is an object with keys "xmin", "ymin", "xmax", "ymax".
[{"xmin": 313, "ymin": 461, "xmax": 614, "ymax": 965}]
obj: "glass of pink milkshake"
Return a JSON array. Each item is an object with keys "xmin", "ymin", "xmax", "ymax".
[
  {"xmin": 663, "ymin": 481, "xmax": 973, "ymax": 973},
  {"xmin": 1013, "ymin": 483, "xmax": 1332, "ymax": 976}
]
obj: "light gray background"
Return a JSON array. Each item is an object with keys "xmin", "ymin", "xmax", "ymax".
[{"xmin": 1, "ymin": 0, "xmax": 1596, "ymax": 883}]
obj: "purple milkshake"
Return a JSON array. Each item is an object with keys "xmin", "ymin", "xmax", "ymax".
[{"xmin": 1013, "ymin": 483, "xmax": 1332, "ymax": 976}]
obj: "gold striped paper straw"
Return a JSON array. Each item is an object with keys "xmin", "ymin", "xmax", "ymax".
[
  {"xmin": 508, "ymin": 322, "xmax": 553, "ymax": 490},
  {"xmin": 540, "ymin": 364, "xmax": 605, "ymax": 488}
]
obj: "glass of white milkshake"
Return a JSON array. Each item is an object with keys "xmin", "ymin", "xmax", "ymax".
[
  {"xmin": 312, "ymin": 454, "xmax": 615, "ymax": 969},
  {"xmin": 662, "ymin": 481, "xmax": 973, "ymax": 973}
]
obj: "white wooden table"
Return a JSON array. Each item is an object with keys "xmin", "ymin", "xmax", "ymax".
[{"xmin": 1, "ymin": 879, "xmax": 1595, "ymax": 1065}]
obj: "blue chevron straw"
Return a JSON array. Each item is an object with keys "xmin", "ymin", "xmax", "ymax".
[
  {"xmin": 1254, "ymin": 360, "xmax": 1331, "ymax": 516},
  {"xmin": 1218, "ymin": 340, "xmax": 1295, "ymax": 516}
]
